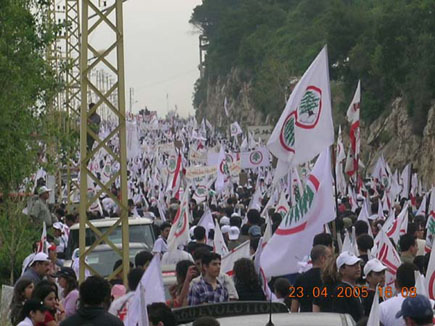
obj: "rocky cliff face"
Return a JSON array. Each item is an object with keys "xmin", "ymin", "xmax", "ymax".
[
  {"xmin": 196, "ymin": 68, "xmax": 271, "ymax": 128},
  {"xmin": 196, "ymin": 69, "xmax": 435, "ymax": 185},
  {"xmin": 364, "ymin": 98, "xmax": 435, "ymax": 185}
]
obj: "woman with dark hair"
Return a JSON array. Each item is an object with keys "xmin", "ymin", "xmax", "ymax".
[
  {"xmin": 55, "ymin": 268, "xmax": 78, "ymax": 317},
  {"xmin": 10, "ymin": 279, "xmax": 34, "ymax": 325},
  {"xmin": 233, "ymin": 258, "xmax": 265, "ymax": 301},
  {"xmin": 167, "ymin": 260, "xmax": 198, "ymax": 308},
  {"xmin": 31, "ymin": 281, "xmax": 65, "ymax": 326}
]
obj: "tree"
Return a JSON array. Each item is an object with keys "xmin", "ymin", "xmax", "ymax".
[{"xmin": 0, "ymin": 0, "xmax": 59, "ymax": 284}]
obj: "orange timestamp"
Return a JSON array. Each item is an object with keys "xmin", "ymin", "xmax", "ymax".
[
  {"xmin": 288, "ymin": 286, "xmax": 417, "ymax": 299},
  {"xmin": 378, "ymin": 286, "xmax": 417, "ymax": 299}
]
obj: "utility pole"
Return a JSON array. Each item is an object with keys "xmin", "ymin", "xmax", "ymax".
[
  {"xmin": 129, "ymin": 87, "xmax": 134, "ymax": 114},
  {"xmin": 79, "ymin": 0, "xmax": 129, "ymax": 284},
  {"xmin": 64, "ymin": 0, "xmax": 81, "ymax": 212}
]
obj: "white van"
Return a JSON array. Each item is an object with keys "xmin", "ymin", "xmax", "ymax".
[{"xmin": 65, "ymin": 217, "xmax": 155, "ymax": 260}]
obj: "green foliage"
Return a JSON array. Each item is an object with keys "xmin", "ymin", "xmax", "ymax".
[
  {"xmin": 191, "ymin": 0, "xmax": 435, "ymax": 131},
  {"xmin": 0, "ymin": 0, "xmax": 59, "ymax": 194},
  {"xmin": 0, "ymin": 199, "xmax": 40, "ymax": 285},
  {"xmin": 0, "ymin": 0, "xmax": 61, "ymax": 285}
]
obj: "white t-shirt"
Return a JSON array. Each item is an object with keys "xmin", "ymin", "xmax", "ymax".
[
  {"xmin": 161, "ymin": 249, "xmax": 193, "ymax": 265},
  {"xmin": 379, "ymin": 293, "xmax": 406, "ymax": 326},
  {"xmin": 152, "ymin": 236, "xmax": 168, "ymax": 254},
  {"xmin": 17, "ymin": 317, "xmax": 33, "ymax": 326}
]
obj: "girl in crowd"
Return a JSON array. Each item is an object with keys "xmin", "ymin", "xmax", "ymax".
[
  {"xmin": 55, "ymin": 268, "xmax": 79, "ymax": 317},
  {"xmin": 10, "ymin": 279, "xmax": 34, "ymax": 325},
  {"xmin": 233, "ymin": 258, "xmax": 265, "ymax": 301},
  {"xmin": 17, "ymin": 299, "xmax": 47, "ymax": 326},
  {"xmin": 31, "ymin": 281, "xmax": 65, "ymax": 326}
]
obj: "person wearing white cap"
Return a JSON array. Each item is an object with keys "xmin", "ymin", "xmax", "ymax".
[
  {"xmin": 227, "ymin": 226, "xmax": 241, "ymax": 251},
  {"xmin": 52, "ymin": 222, "xmax": 69, "ymax": 259},
  {"xmin": 29, "ymin": 186, "xmax": 57, "ymax": 227},
  {"xmin": 16, "ymin": 253, "xmax": 51, "ymax": 286},
  {"xmin": 331, "ymin": 251, "xmax": 364, "ymax": 322},
  {"xmin": 362, "ymin": 258, "xmax": 387, "ymax": 316}
]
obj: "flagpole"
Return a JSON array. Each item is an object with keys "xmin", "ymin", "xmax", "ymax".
[{"xmin": 331, "ymin": 145, "xmax": 339, "ymax": 242}]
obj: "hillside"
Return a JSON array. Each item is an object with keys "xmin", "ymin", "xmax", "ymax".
[{"xmin": 190, "ymin": 0, "xmax": 435, "ymax": 182}]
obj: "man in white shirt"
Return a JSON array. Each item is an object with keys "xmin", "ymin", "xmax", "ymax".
[
  {"xmin": 379, "ymin": 263, "xmax": 416, "ymax": 326},
  {"xmin": 152, "ymin": 222, "xmax": 171, "ymax": 256}
]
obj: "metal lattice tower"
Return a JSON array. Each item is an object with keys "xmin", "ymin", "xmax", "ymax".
[
  {"xmin": 64, "ymin": 0, "xmax": 81, "ymax": 212},
  {"xmin": 79, "ymin": 0, "xmax": 129, "ymax": 283}
]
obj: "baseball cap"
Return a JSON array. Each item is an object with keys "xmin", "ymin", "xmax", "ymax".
[
  {"xmin": 38, "ymin": 186, "xmax": 52, "ymax": 195},
  {"xmin": 55, "ymin": 267, "xmax": 76, "ymax": 279},
  {"xmin": 229, "ymin": 226, "xmax": 240, "ymax": 240},
  {"xmin": 31, "ymin": 252, "xmax": 50, "ymax": 265},
  {"xmin": 221, "ymin": 225, "xmax": 230, "ymax": 234},
  {"xmin": 395, "ymin": 295, "xmax": 433, "ymax": 319},
  {"xmin": 336, "ymin": 251, "xmax": 362, "ymax": 269},
  {"xmin": 52, "ymin": 222, "xmax": 63, "ymax": 230},
  {"xmin": 363, "ymin": 258, "xmax": 387, "ymax": 278},
  {"xmin": 220, "ymin": 216, "xmax": 230, "ymax": 226}
]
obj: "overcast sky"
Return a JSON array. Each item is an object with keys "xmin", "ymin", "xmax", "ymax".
[{"xmin": 123, "ymin": 0, "xmax": 202, "ymax": 118}]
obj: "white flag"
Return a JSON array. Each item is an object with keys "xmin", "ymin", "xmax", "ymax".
[
  {"xmin": 400, "ymin": 164, "xmax": 411, "ymax": 199},
  {"xmin": 215, "ymin": 145, "xmax": 227, "ymax": 193},
  {"xmin": 416, "ymin": 193, "xmax": 427, "ymax": 216},
  {"xmin": 261, "ymin": 148, "xmax": 335, "ymax": 277},
  {"xmin": 367, "ymin": 286, "xmax": 380, "ymax": 326},
  {"xmin": 224, "ymin": 97, "xmax": 230, "ymax": 117},
  {"xmin": 230, "ymin": 121, "xmax": 242, "ymax": 137},
  {"xmin": 267, "ymin": 46, "xmax": 334, "ymax": 165},
  {"xmin": 275, "ymin": 191, "xmax": 290, "ymax": 217},
  {"xmin": 384, "ymin": 203, "xmax": 408, "ymax": 245},
  {"xmin": 125, "ymin": 255, "xmax": 165, "ymax": 326},
  {"xmin": 426, "ymin": 245, "xmax": 435, "ymax": 300},
  {"xmin": 415, "ymin": 271, "xmax": 428, "ymax": 298},
  {"xmin": 167, "ymin": 191, "xmax": 190, "ymax": 251},
  {"xmin": 375, "ymin": 229, "xmax": 401, "ymax": 289},
  {"xmin": 197, "ymin": 208, "xmax": 215, "ymax": 245},
  {"xmin": 346, "ymin": 80, "xmax": 361, "ymax": 177},
  {"xmin": 221, "ymin": 240, "xmax": 250, "ymax": 276},
  {"xmin": 213, "ymin": 221, "xmax": 229, "ymax": 256}
]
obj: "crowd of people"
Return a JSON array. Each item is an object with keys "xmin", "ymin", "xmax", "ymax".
[{"xmin": 8, "ymin": 112, "xmax": 435, "ymax": 326}]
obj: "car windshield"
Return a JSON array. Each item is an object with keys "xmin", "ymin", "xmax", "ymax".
[
  {"xmin": 87, "ymin": 246, "xmax": 145, "ymax": 277},
  {"xmin": 65, "ymin": 223, "xmax": 155, "ymax": 259}
]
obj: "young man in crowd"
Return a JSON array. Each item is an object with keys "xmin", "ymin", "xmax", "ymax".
[
  {"xmin": 152, "ymin": 222, "xmax": 171, "ymax": 256},
  {"xmin": 291, "ymin": 245, "xmax": 332, "ymax": 312},
  {"xmin": 190, "ymin": 247, "xmax": 238, "ymax": 301},
  {"xmin": 362, "ymin": 258, "xmax": 387, "ymax": 316},
  {"xmin": 332, "ymin": 251, "xmax": 365, "ymax": 322},
  {"xmin": 186, "ymin": 226, "xmax": 213, "ymax": 255},
  {"xmin": 379, "ymin": 262, "xmax": 417, "ymax": 326},
  {"xmin": 399, "ymin": 234, "xmax": 418, "ymax": 264},
  {"xmin": 188, "ymin": 252, "xmax": 229, "ymax": 305},
  {"xmin": 135, "ymin": 250, "xmax": 153, "ymax": 270}
]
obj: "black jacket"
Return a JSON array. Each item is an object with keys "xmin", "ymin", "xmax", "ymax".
[
  {"xmin": 331, "ymin": 282, "xmax": 365, "ymax": 322},
  {"xmin": 235, "ymin": 281, "xmax": 266, "ymax": 301},
  {"xmin": 60, "ymin": 306, "xmax": 123, "ymax": 326}
]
